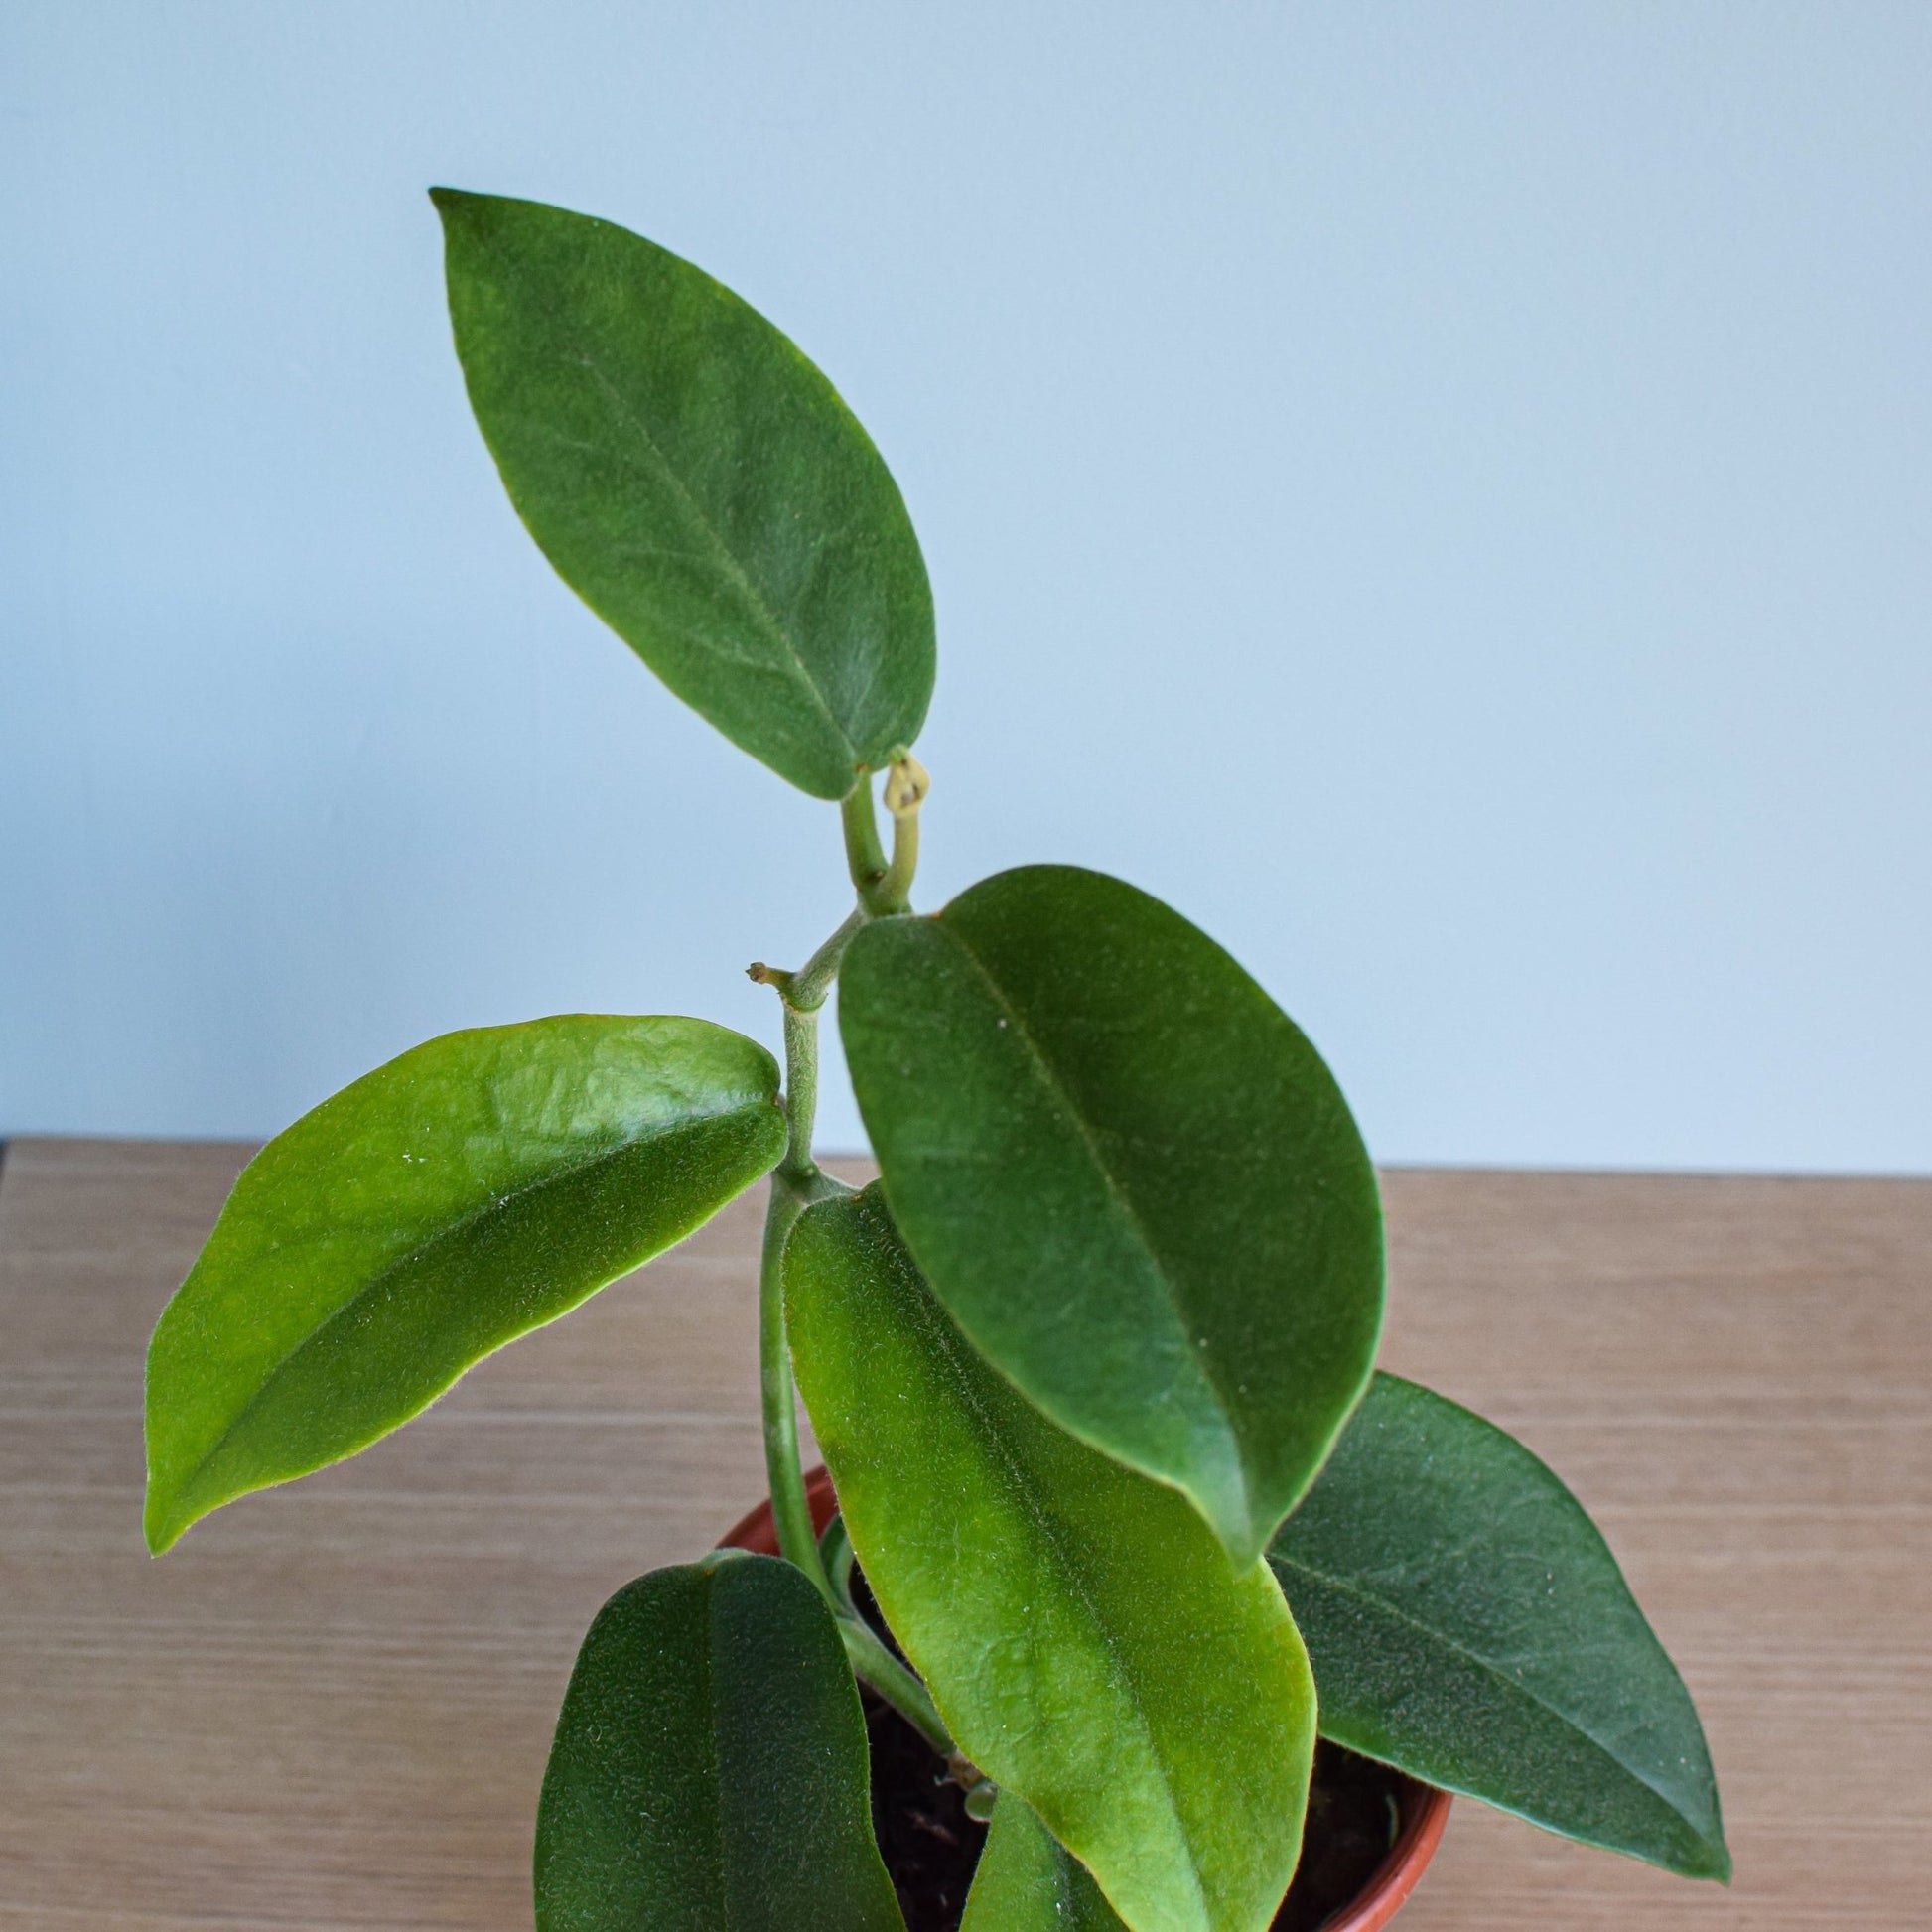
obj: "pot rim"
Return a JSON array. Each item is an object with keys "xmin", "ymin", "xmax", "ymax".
[{"xmin": 720, "ymin": 1465, "xmax": 1451, "ymax": 1932}]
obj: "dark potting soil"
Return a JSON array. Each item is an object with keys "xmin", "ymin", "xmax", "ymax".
[
  {"xmin": 866, "ymin": 1703, "xmax": 1410, "ymax": 1932},
  {"xmin": 864, "ymin": 1690, "xmax": 987, "ymax": 1928}
]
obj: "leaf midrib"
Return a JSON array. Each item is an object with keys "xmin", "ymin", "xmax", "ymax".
[
  {"xmin": 174, "ymin": 1099, "xmax": 759, "ymax": 1510},
  {"xmin": 702, "ymin": 1575, "xmax": 741, "ymax": 1929},
  {"xmin": 929, "ymin": 921, "xmax": 1251, "ymax": 1536},
  {"xmin": 569, "ymin": 349, "xmax": 857, "ymax": 761},
  {"xmin": 1269, "ymin": 1545, "xmax": 1711, "ymax": 1844},
  {"xmin": 900, "ymin": 1254, "xmax": 1215, "ymax": 1931}
]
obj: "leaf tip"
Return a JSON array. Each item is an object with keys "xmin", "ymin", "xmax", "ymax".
[
  {"xmin": 1195, "ymin": 1507, "xmax": 1268, "ymax": 1576},
  {"xmin": 1694, "ymin": 1829, "xmax": 1733, "ymax": 1886},
  {"xmin": 1182, "ymin": 1449, "xmax": 1273, "ymax": 1574},
  {"xmin": 141, "ymin": 1486, "xmax": 187, "ymax": 1557},
  {"xmin": 428, "ymin": 185, "xmax": 496, "ymax": 246}
]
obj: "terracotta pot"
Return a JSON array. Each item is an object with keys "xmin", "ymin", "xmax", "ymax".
[{"xmin": 721, "ymin": 1466, "xmax": 1450, "ymax": 1932}]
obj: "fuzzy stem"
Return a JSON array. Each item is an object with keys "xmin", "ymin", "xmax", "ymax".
[
  {"xmin": 759, "ymin": 1174, "xmax": 835, "ymax": 1596},
  {"xmin": 776, "ymin": 1006, "xmax": 823, "ymax": 1187},
  {"xmin": 790, "ymin": 906, "xmax": 867, "ymax": 1014},
  {"xmin": 752, "ymin": 786, "xmax": 956, "ymax": 1760},
  {"xmin": 840, "ymin": 1617, "xmax": 954, "ymax": 1759}
]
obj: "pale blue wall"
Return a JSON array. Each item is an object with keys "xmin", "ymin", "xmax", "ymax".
[{"xmin": 3, "ymin": 2, "xmax": 1927, "ymax": 1171}]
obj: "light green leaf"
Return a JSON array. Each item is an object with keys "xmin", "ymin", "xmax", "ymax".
[
  {"xmin": 433, "ymin": 188, "xmax": 934, "ymax": 799},
  {"xmin": 786, "ymin": 1186, "xmax": 1315, "ymax": 1932},
  {"xmin": 840, "ymin": 864, "xmax": 1384, "ymax": 1565},
  {"xmin": 1268, "ymin": 1374, "xmax": 1729, "ymax": 1881},
  {"xmin": 962, "ymin": 1795, "xmax": 1130, "ymax": 1932},
  {"xmin": 536, "ymin": 1552, "xmax": 904, "ymax": 1932},
  {"xmin": 144, "ymin": 1015, "xmax": 785, "ymax": 1553}
]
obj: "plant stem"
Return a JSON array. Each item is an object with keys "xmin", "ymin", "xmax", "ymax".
[
  {"xmin": 756, "ymin": 928, "xmax": 848, "ymax": 1590},
  {"xmin": 841, "ymin": 775, "xmax": 891, "ymax": 911},
  {"xmin": 753, "ymin": 783, "xmax": 959, "ymax": 1761},
  {"xmin": 776, "ymin": 1006, "xmax": 822, "ymax": 1187},
  {"xmin": 819, "ymin": 1512, "xmax": 956, "ymax": 1757},
  {"xmin": 757, "ymin": 1029, "xmax": 956, "ymax": 1758},
  {"xmin": 839, "ymin": 1615, "xmax": 954, "ymax": 1759},
  {"xmin": 759, "ymin": 1173, "xmax": 835, "ymax": 1596},
  {"xmin": 790, "ymin": 906, "xmax": 867, "ymax": 1014}
]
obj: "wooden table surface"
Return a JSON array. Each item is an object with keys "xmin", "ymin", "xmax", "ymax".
[{"xmin": 1, "ymin": 1137, "xmax": 1926, "ymax": 1930}]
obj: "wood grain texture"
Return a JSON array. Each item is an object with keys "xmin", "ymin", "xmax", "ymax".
[{"xmin": 0, "ymin": 1139, "xmax": 1926, "ymax": 1928}]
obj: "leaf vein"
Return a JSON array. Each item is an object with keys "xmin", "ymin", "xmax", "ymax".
[
  {"xmin": 176, "ymin": 1100, "xmax": 761, "ymax": 1508},
  {"xmin": 932, "ymin": 922, "xmax": 1250, "ymax": 1533},
  {"xmin": 570, "ymin": 352, "xmax": 856, "ymax": 760},
  {"xmin": 1270, "ymin": 1549, "xmax": 1711, "ymax": 1840}
]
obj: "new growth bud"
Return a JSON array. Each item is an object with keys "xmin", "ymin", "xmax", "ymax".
[{"xmin": 884, "ymin": 753, "xmax": 930, "ymax": 819}]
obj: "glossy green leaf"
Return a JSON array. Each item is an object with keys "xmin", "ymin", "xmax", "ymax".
[
  {"xmin": 1268, "ymin": 1374, "xmax": 1729, "ymax": 1881},
  {"xmin": 434, "ymin": 188, "xmax": 934, "ymax": 799},
  {"xmin": 962, "ymin": 1796, "xmax": 1130, "ymax": 1932},
  {"xmin": 144, "ymin": 1016, "xmax": 785, "ymax": 1553},
  {"xmin": 536, "ymin": 1551, "xmax": 904, "ymax": 1932},
  {"xmin": 840, "ymin": 864, "xmax": 1384, "ymax": 1566},
  {"xmin": 786, "ymin": 1186, "xmax": 1316, "ymax": 1932}
]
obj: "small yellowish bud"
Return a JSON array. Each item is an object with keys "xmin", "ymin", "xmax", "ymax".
[{"xmin": 884, "ymin": 753, "xmax": 930, "ymax": 818}]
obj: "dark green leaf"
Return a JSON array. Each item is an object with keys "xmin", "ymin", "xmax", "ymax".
[
  {"xmin": 962, "ymin": 1796, "xmax": 1129, "ymax": 1932},
  {"xmin": 536, "ymin": 1552, "xmax": 904, "ymax": 1932},
  {"xmin": 786, "ymin": 1186, "xmax": 1315, "ymax": 1932},
  {"xmin": 433, "ymin": 188, "xmax": 934, "ymax": 799},
  {"xmin": 1268, "ymin": 1374, "xmax": 1729, "ymax": 1881},
  {"xmin": 144, "ymin": 1016, "xmax": 785, "ymax": 1553},
  {"xmin": 840, "ymin": 864, "xmax": 1383, "ymax": 1565}
]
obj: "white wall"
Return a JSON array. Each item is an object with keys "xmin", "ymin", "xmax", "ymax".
[{"xmin": 3, "ymin": 2, "xmax": 1927, "ymax": 1171}]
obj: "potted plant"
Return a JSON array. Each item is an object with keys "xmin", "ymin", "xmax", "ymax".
[{"xmin": 143, "ymin": 190, "xmax": 1729, "ymax": 1932}]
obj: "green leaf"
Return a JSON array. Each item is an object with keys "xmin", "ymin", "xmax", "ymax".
[
  {"xmin": 433, "ymin": 188, "xmax": 934, "ymax": 800},
  {"xmin": 536, "ymin": 1551, "xmax": 905, "ymax": 1932},
  {"xmin": 839, "ymin": 864, "xmax": 1384, "ymax": 1566},
  {"xmin": 962, "ymin": 1796, "xmax": 1130, "ymax": 1932},
  {"xmin": 144, "ymin": 1016, "xmax": 785, "ymax": 1553},
  {"xmin": 786, "ymin": 1186, "xmax": 1316, "ymax": 1932},
  {"xmin": 1267, "ymin": 1373, "xmax": 1729, "ymax": 1882}
]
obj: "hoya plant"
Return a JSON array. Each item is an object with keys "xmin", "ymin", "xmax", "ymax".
[{"xmin": 144, "ymin": 191, "xmax": 1728, "ymax": 1931}]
